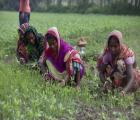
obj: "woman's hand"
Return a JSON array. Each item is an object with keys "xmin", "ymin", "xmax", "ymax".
[
  {"xmin": 42, "ymin": 73, "xmax": 50, "ymax": 81},
  {"xmin": 120, "ymin": 90, "xmax": 126, "ymax": 96},
  {"xmin": 75, "ymin": 85, "xmax": 80, "ymax": 90},
  {"xmin": 19, "ymin": 57, "xmax": 26, "ymax": 64}
]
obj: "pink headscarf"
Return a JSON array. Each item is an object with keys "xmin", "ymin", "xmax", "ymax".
[
  {"xmin": 45, "ymin": 27, "xmax": 61, "ymax": 56},
  {"xmin": 106, "ymin": 30, "xmax": 134, "ymax": 59},
  {"xmin": 97, "ymin": 30, "xmax": 134, "ymax": 70}
]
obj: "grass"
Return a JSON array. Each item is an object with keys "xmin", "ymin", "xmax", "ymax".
[{"xmin": 0, "ymin": 11, "xmax": 140, "ymax": 120}]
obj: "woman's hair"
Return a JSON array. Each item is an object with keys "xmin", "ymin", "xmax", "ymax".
[
  {"xmin": 24, "ymin": 31, "xmax": 36, "ymax": 45},
  {"xmin": 45, "ymin": 33, "xmax": 57, "ymax": 41}
]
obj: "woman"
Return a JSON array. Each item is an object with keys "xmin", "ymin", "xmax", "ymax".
[
  {"xmin": 97, "ymin": 30, "xmax": 140, "ymax": 95},
  {"xmin": 16, "ymin": 23, "xmax": 29, "ymax": 64},
  {"xmin": 38, "ymin": 27, "xmax": 84, "ymax": 89},
  {"xmin": 17, "ymin": 25, "xmax": 44, "ymax": 64}
]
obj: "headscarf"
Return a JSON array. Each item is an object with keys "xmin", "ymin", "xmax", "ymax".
[
  {"xmin": 44, "ymin": 27, "xmax": 83, "ymax": 77},
  {"xmin": 105, "ymin": 30, "xmax": 134, "ymax": 60},
  {"xmin": 45, "ymin": 27, "xmax": 61, "ymax": 56}
]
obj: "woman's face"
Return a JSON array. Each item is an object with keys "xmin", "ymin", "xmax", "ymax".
[
  {"xmin": 26, "ymin": 32, "xmax": 36, "ymax": 45},
  {"xmin": 48, "ymin": 39, "xmax": 58, "ymax": 52},
  {"xmin": 108, "ymin": 37, "xmax": 120, "ymax": 56}
]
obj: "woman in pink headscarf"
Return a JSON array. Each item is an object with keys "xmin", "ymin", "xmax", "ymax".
[
  {"xmin": 97, "ymin": 30, "xmax": 140, "ymax": 95},
  {"xmin": 38, "ymin": 27, "xmax": 84, "ymax": 89}
]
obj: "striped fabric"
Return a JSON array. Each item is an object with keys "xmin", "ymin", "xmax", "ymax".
[{"xmin": 73, "ymin": 61, "xmax": 81, "ymax": 72}]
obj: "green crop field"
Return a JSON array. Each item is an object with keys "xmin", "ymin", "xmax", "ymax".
[{"xmin": 0, "ymin": 11, "xmax": 140, "ymax": 120}]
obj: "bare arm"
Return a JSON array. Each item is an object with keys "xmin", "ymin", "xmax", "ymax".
[
  {"xmin": 38, "ymin": 51, "xmax": 48, "ymax": 74},
  {"xmin": 99, "ymin": 64, "xmax": 107, "ymax": 83},
  {"xmin": 123, "ymin": 64, "xmax": 134, "ymax": 93},
  {"xmin": 75, "ymin": 71, "xmax": 81, "ymax": 87}
]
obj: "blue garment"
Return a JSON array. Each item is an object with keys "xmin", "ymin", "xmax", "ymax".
[
  {"xmin": 72, "ymin": 61, "xmax": 83, "ymax": 81},
  {"xmin": 73, "ymin": 61, "xmax": 81, "ymax": 72},
  {"xmin": 19, "ymin": 12, "xmax": 30, "ymax": 25}
]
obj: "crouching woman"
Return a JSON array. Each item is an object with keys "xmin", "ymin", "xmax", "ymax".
[
  {"xmin": 17, "ymin": 25, "xmax": 44, "ymax": 64},
  {"xmin": 38, "ymin": 27, "xmax": 84, "ymax": 89},
  {"xmin": 97, "ymin": 30, "xmax": 140, "ymax": 95}
]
